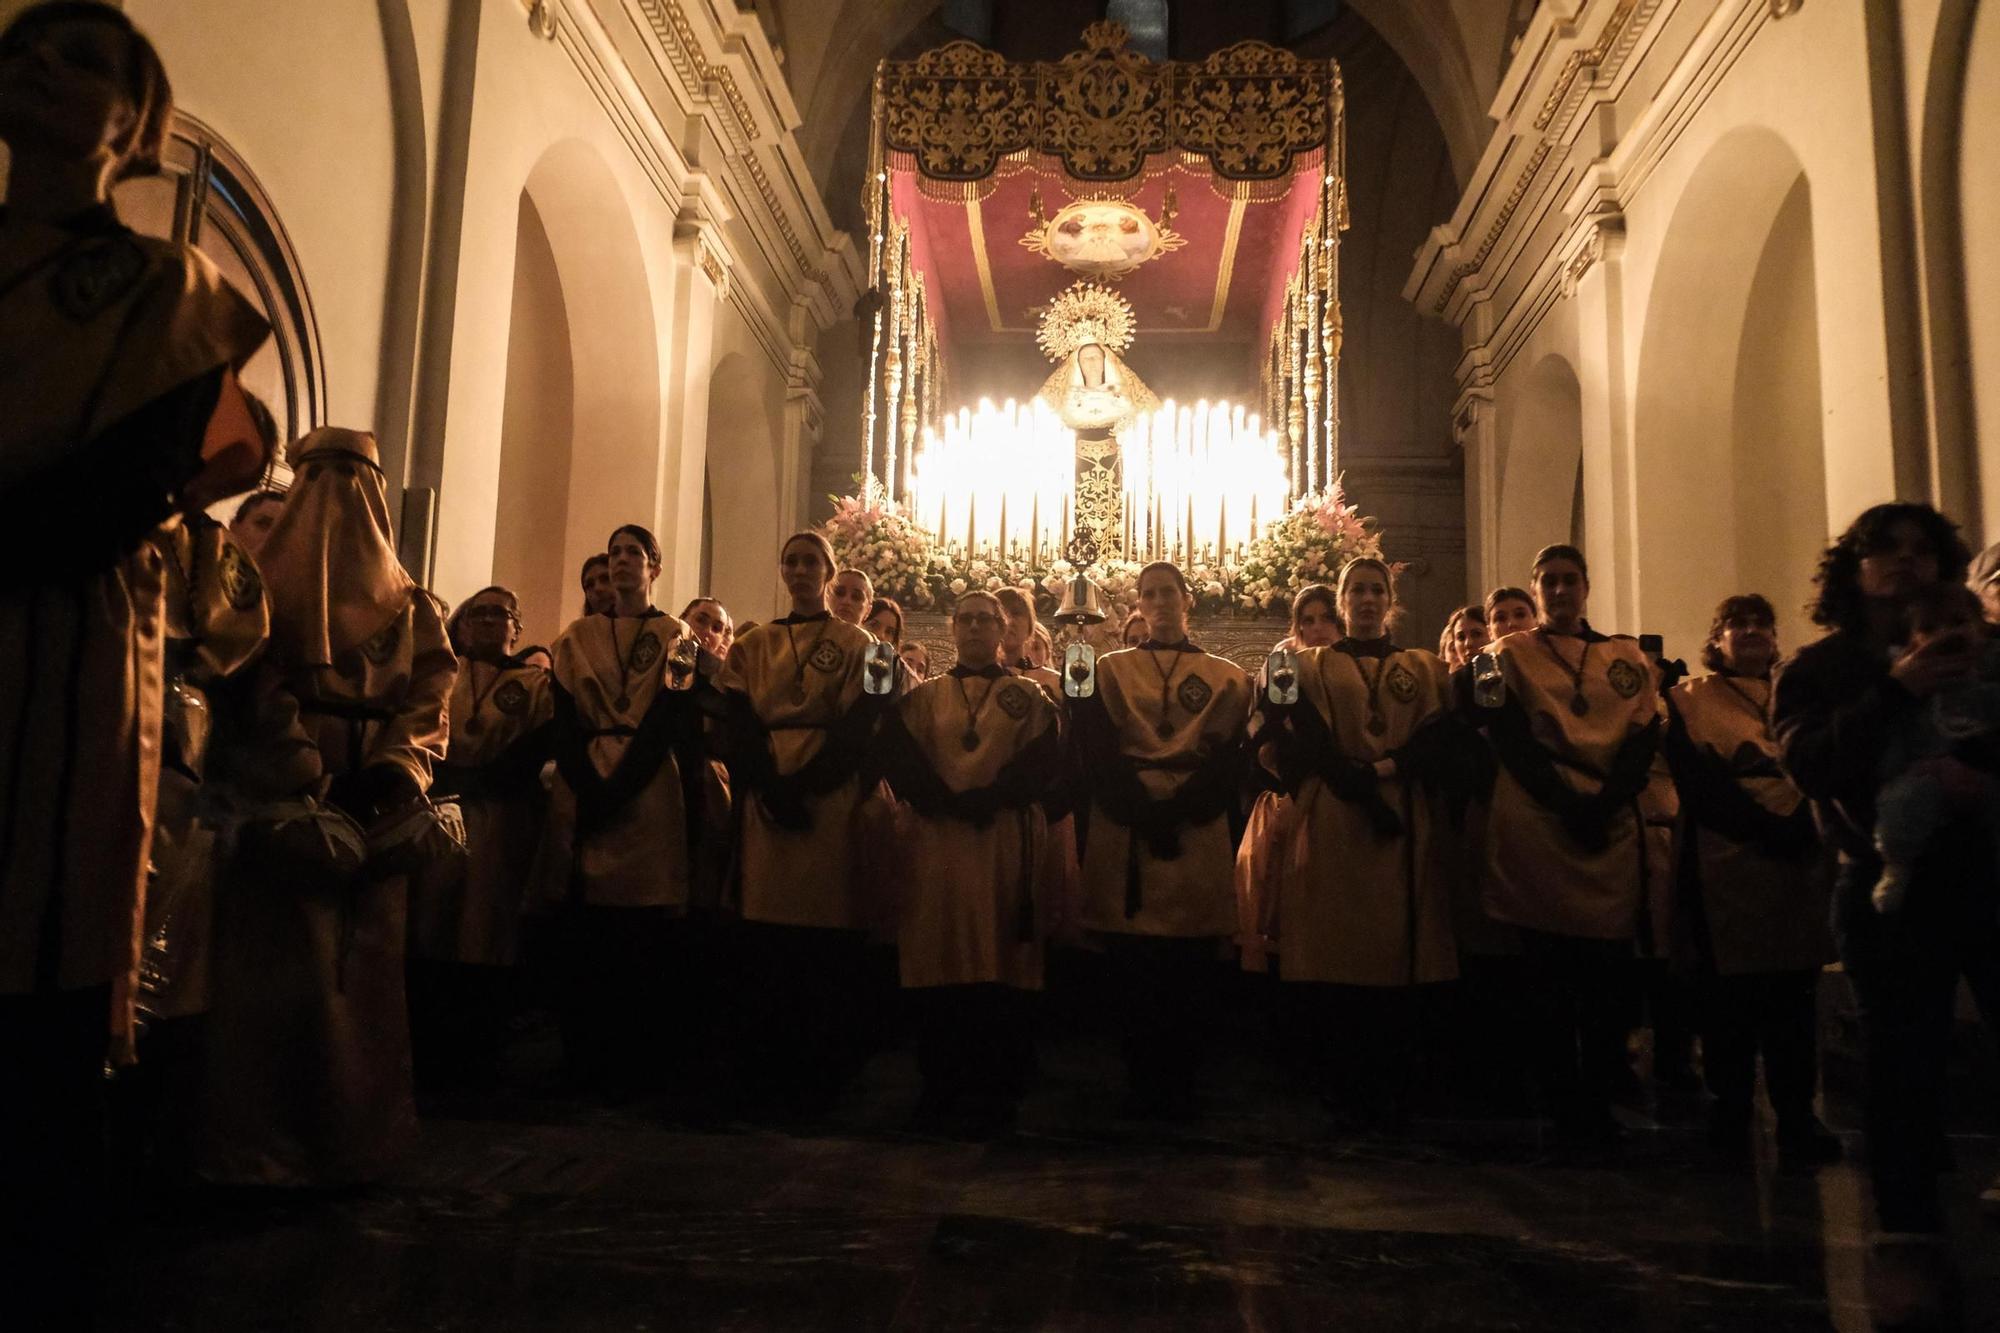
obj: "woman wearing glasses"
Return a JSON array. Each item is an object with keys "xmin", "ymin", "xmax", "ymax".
[{"xmin": 408, "ymin": 586, "xmax": 552, "ymax": 1083}]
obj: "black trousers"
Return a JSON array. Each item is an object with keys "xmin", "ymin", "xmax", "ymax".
[
  {"xmin": 1518, "ymin": 929, "xmax": 1633, "ymax": 1133},
  {"xmin": 552, "ymin": 904, "xmax": 680, "ymax": 1093},
  {"xmin": 1636, "ymin": 960, "xmax": 1697, "ymax": 1078},
  {"xmin": 0, "ymin": 986, "xmax": 108, "ymax": 1330},
  {"xmin": 1444, "ymin": 954, "xmax": 1538, "ymax": 1114},
  {"xmin": 730, "ymin": 920, "xmax": 873, "ymax": 1113},
  {"xmin": 408, "ymin": 959, "xmax": 516, "ymax": 1087},
  {"xmin": 1290, "ymin": 981, "xmax": 1421, "ymax": 1122},
  {"xmin": 1101, "ymin": 934, "xmax": 1217, "ymax": 1110},
  {"xmin": 1699, "ymin": 968, "xmax": 1820, "ymax": 1125},
  {"xmin": 910, "ymin": 983, "xmax": 1035, "ymax": 1106},
  {"xmin": 1835, "ymin": 848, "xmax": 2000, "ymax": 1234}
]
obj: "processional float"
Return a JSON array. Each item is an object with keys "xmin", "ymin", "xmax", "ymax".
[{"xmin": 854, "ymin": 21, "xmax": 1354, "ymax": 671}]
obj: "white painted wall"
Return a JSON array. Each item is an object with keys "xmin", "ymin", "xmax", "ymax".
[
  {"xmin": 125, "ymin": 0, "xmax": 400, "ymax": 445},
  {"xmin": 1473, "ymin": 1, "xmax": 1902, "ymax": 650}
]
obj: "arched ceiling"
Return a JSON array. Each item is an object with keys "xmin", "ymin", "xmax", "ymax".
[{"xmin": 767, "ymin": 0, "xmax": 1515, "ymax": 236}]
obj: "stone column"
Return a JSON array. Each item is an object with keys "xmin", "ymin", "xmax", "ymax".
[
  {"xmin": 1566, "ymin": 218, "xmax": 1637, "ymax": 633},
  {"xmin": 659, "ymin": 174, "xmax": 732, "ymax": 610}
]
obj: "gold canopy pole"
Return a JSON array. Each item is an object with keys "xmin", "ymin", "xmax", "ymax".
[
  {"xmin": 882, "ymin": 222, "xmax": 907, "ymax": 501},
  {"xmin": 1324, "ymin": 71, "xmax": 1348, "ymax": 490},
  {"xmin": 860, "ymin": 69, "xmax": 888, "ymax": 492},
  {"xmin": 898, "ymin": 265, "xmax": 920, "ymax": 503},
  {"xmin": 1302, "ymin": 223, "xmax": 1321, "ymax": 496}
]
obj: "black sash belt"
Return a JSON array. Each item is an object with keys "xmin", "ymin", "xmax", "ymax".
[
  {"xmin": 550, "ymin": 682, "xmax": 707, "ymax": 878},
  {"xmin": 723, "ymin": 689, "xmax": 888, "ymax": 833},
  {"xmin": 298, "ymin": 697, "xmax": 396, "ymax": 774},
  {"xmin": 868, "ymin": 712, "xmax": 1060, "ymax": 942},
  {"xmin": 1068, "ymin": 692, "xmax": 1244, "ymax": 920}
]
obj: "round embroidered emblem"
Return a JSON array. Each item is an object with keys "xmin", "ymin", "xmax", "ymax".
[
  {"xmin": 1606, "ymin": 658, "xmax": 1644, "ymax": 699},
  {"xmin": 51, "ymin": 238, "xmax": 147, "ymax": 322},
  {"xmin": 629, "ymin": 631, "xmax": 662, "ymax": 671},
  {"xmin": 217, "ymin": 542, "xmax": 261, "ymax": 611},
  {"xmin": 361, "ymin": 621, "xmax": 400, "ymax": 665},
  {"xmin": 808, "ymin": 640, "xmax": 847, "ymax": 674},
  {"xmin": 1386, "ymin": 662, "xmax": 1419, "ymax": 704},
  {"xmin": 1176, "ymin": 673, "xmax": 1214, "ymax": 714},
  {"xmin": 995, "ymin": 682, "xmax": 1032, "ymax": 720},
  {"xmin": 494, "ymin": 679, "xmax": 530, "ymax": 715}
]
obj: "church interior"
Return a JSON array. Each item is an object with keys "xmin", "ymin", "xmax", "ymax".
[{"xmin": 3, "ymin": 0, "xmax": 1999, "ymax": 1328}]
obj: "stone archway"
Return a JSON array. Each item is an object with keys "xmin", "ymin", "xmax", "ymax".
[
  {"xmin": 1634, "ymin": 127, "xmax": 1826, "ymax": 657},
  {"xmin": 490, "ymin": 139, "xmax": 661, "ymax": 641}
]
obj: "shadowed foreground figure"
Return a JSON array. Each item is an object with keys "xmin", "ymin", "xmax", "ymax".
[{"xmin": 0, "ymin": 3, "xmax": 271, "ymax": 1324}]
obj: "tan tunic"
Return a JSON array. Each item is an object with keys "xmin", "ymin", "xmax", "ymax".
[
  {"xmin": 292, "ymin": 593, "xmax": 455, "ymax": 791},
  {"xmin": 1079, "ymin": 646, "xmax": 1251, "ymax": 938},
  {"xmin": 413, "ymin": 655, "xmax": 553, "ymax": 963},
  {"xmin": 201, "ymin": 590, "xmax": 452, "ymax": 1186},
  {"xmin": 139, "ymin": 518, "xmax": 271, "ymax": 1021},
  {"xmin": 890, "ymin": 672, "xmax": 1059, "ymax": 989},
  {"xmin": 0, "ymin": 216, "xmax": 267, "ymax": 1030},
  {"xmin": 536, "ymin": 612, "xmax": 699, "ymax": 910},
  {"xmin": 1278, "ymin": 645, "xmax": 1458, "ymax": 986},
  {"xmin": 1233, "ymin": 790, "xmax": 1292, "ymax": 971},
  {"xmin": 1482, "ymin": 628, "xmax": 1666, "ymax": 941},
  {"xmin": 1669, "ymin": 674, "xmax": 1832, "ymax": 974},
  {"xmin": 719, "ymin": 615, "xmax": 878, "ymax": 929}
]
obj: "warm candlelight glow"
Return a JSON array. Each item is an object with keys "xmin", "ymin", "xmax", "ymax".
[{"xmin": 909, "ymin": 396, "xmax": 1289, "ymax": 565}]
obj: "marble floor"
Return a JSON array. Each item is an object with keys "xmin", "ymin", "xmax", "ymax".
[{"xmin": 102, "ymin": 972, "xmax": 1998, "ymax": 1332}]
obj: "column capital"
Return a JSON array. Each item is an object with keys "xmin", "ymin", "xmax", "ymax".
[{"xmin": 674, "ymin": 174, "xmax": 734, "ymax": 297}]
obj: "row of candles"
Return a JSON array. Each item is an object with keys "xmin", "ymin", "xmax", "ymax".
[{"xmin": 907, "ymin": 397, "xmax": 1292, "ymax": 567}]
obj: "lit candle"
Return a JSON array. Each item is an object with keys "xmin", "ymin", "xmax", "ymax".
[
  {"xmin": 998, "ymin": 494, "xmax": 1008, "ymax": 561},
  {"xmin": 967, "ymin": 493, "xmax": 977, "ymax": 557},
  {"xmin": 1030, "ymin": 494, "xmax": 1040, "ymax": 567}
]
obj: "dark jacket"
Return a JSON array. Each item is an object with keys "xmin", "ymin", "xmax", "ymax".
[{"xmin": 1771, "ymin": 629, "xmax": 1909, "ymax": 864}]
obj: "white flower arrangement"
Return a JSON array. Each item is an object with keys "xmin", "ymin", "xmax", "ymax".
[{"xmin": 819, "ymin": 482, "xmax": 1387, "ymax": 619}]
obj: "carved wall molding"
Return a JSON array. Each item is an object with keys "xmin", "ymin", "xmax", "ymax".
[
  {"xmin": 1558, "ymin": 215, "xmax": 1624, "ymax": 298},
  {"xmin": 1422, "ymin": 0, "xmax": 1665, "ymax": 316},
  {"xmin": 1768, "ymin": 0, "xmax": 1805, "ymax": 17},
  {"xmin": 624, "ymin": 0, "xmax": 848, "ymax": 308},
  {"xmin": 1408, "ymin": 0, "xmax": 1798, "ymax": 393},
  {"xmin": 527, "ymin": 0, "xmax": 559, "ymax": 40}
]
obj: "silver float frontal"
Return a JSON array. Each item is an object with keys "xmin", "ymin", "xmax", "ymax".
[
  {"xmin": 863, "ymin": 640, "xmax": 898, "ymax": 695},
  {"xmin": 1063, "ymin": 642, "xmax": 1097, "ymax": 699},
  {"xmin": 667, "ymin": 635, "xmax": 700, "ymax": 688},
  {"xmin": 1265, "ymin": 647, "xmax": 1300, "ymax": 706},
  {"xmin": 1470, "ymin": 649, "xmax": 1506, "ymax": 709}
]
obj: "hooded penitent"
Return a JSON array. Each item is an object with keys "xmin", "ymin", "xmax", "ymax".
[{"xmin": 255, "ymin": 428, "xmax": 413, "ymax": 668}]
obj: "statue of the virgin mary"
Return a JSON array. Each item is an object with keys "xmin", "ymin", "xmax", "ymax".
[{"xmin": 1037, "ymin": 283, "xmax": 1158, "ymax": 558}]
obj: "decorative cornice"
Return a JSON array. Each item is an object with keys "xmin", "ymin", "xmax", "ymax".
[
  {"xmin": 527, "ymin": 0, "xmax": 559, "ymax": 40},
  {"xmin": 630, "ymin": 0, "xmax": 833, "ymax": 289},
  {"xmin": 1421, "ymin": 0, "xmax": 1664, "ymax": 316},
  {"xmin": 633, "ymin": 0, "xmax": 757, "ymax": 140},
  {"xmin": 1768, "ymin": 0, "xmax": 1805, "ymax": 17}
]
